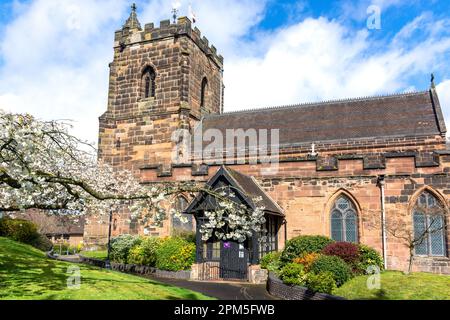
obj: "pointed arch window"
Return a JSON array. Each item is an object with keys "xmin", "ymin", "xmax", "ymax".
[
  {"xmin": 172, "ymin": 196, "xmax": 193, "ymax": 233},
  {"xmin": 330, "ymin": 195, "xmax": 358, "ymax": 242},
  {"xmin": 200, "ymin": 77, "xmax": 208, "ymax": 108},
  {"xmin": 142, "ymin": 66, "xmax": 156, "ymax": 99},
  {"xmin": 413, "ymin": 191, "xmax": 446, "ymax": 256}
]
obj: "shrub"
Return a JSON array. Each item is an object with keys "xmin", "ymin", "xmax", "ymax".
[
  {"xmin": 172, "ymin": 230, "xmax": 196, "ymax": 244},
  {"xmin": 128, "ymin": 237, "xmax": 161, "ymax": 266},
  {"xmin": 293, "ymin": 252, "xmax": 321, "ymax": 271},
  {"xmin": 69, "ymin": 244, "xmax": 83, "ymax": 254},
  {"xmin": 53, "ymin": 242, "xmax": 80, "ymax": 255},
  {"xmin": 260, "ymin": 251, "xmax": 282, "ymax": 272},
  {"xmin": 310, "ymin": 255, "xmax": 352, "ymax": 287},
  {"xmin": 322, "ymin": 242, "xmax": 360, "ymax": 264},
  {"xmin": 0, "ymin": 218, "xmax": 39, "ymax": 244},
  {"xmin": 110, "ymin": 234, "xmax": 142, "ymax": 263},
  {"xmin": 30, "ymin": 234, "xmax": 53, "ymax": 252},
  {"xmin": 305, "ymin": 272, "xmax": 337, "ymax": 294},
  {"xmin": 355, "ymin": 244, "xmax": 384, "ymax": 274},
  {"xmin": 281, "ymin": 235, "xmax": 334, "ymax": 263},
  {"xmin": 156, "ymin": 237, "xmax": 195, "ymax": 271},
  {"xmin": 75, "ymin": 243, "xmax": 84, "ymax": 253},
  {"xmin": 279, "ymin": 263, "xmax": 307, "ymax": 286},
  {"xmin": 0, "ymin": 218, "xmax": 8, "ymax": 236}
]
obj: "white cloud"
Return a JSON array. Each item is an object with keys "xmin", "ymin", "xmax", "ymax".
[
  {"xmin": 138, "ymin": 0, "xmax": 267, "ymax": 59},
  {"xmin": 0, "ymin": 0, "xmax": 266, "ymax": 144},
  {"xmin": 0, "ymin": 0, "xmax": 129, "ymax": 144},
  {"xmin": 0, "ymin": 0, "xmax": 449, "ymax": 144},
  {"xmin": 224, "ymin": 13, "xmax": 450, "ymax": 110},
  {"xmin": 338, "ymin": 0, "xmax": 411, "ymax": 22}
]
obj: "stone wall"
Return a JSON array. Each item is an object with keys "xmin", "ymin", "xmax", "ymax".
[
  {"xmin": 99, "ymin": 16, "xmax": 223, "ymax": 173},
  {"xmin": 86, "ymin": 11, "xmax": 450, "ymax": 277},
  {"xmin": 88, "ymin": 17, "xmax": 223, "ymax": 240},
  {"xmin": 137, "ymin": 152, "xmax": 450, "ymax": 274},
  {"xmin": 86, "ymin": 150, "xmax": 450, "ymax": 273},
  {"xmin": 266, "ymin": 272, "xmax": 345, "ymax": 300},
  {"xmin": 248, "ymin": 265, "xmax": 268, "ymax": 284}
]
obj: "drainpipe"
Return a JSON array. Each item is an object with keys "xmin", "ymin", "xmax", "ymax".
[{"xmin": 377, "ymin": 175, "xmax": 388, "ymax": 270}]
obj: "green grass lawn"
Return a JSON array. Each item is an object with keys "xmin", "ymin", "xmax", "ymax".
[
  {"xmin": 334, "ymin": 270, "xmax": 450, "ymax": 300},
  {"xmin": 0, "ymin": 237, "xmax": 212, "ymax": 300},
  {"xmin": 80, "ymin": 250, "xmax": 108, "ymax": 260}
]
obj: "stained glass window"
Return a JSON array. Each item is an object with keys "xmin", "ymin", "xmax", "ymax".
[
  {"xmin": 172, "ymin": 196, "xmax": 194, "ymax": 233},
  {"xmin": 330, "ymin": 195, "xmax": 358, "ymax": 243},
  {"xmin": 413, "ymin": 191, "xmax": 446, "ymax": 256}
]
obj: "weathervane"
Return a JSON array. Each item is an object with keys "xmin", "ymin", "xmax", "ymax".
[
  {"xmin": 172, "ymin": 8, "xmax": 178, "ymax": 23},
  {"xmin": 172, "ymin": 1, "xmax": 181, "ymax": 24}
]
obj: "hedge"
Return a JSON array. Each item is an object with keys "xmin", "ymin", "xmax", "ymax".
[
  {"xmin": 155, "ymin": 237, "xmax": 195, "ymax": 271},
  {"xmin": 281, "ymin": 235, "xmax": 334, "ymax": 263},
  {"xmin": 127, "ymin": 237, "xmax": 161, "ymax": 267},
  {"xmin": 322, "ymin": 242, "xmax": 360, "ymax": 264},
  {"xmin": 110, "ymin": 234, "xmax": 142, "ymax": 264},
  {"xmin": 310, "ymin": 255, "xmax": 353, "ymax": 287},
  {"xmin": 0, "ymin": 218, "xmax": 38, "ymax": 243},
  {"xmin": 0, "ymin": 218, "xmax": 53, "ymax": 252}
]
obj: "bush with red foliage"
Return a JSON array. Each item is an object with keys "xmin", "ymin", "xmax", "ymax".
[{"xmin": 322, "ymin": 242, "xmax": 360, "ymax": 264}]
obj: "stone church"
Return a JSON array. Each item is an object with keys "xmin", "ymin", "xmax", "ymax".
[{"xmin": 84, "ymin": 6, "xmax": 450, "ymax": 275}]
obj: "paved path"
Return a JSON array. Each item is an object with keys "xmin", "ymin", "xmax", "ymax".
[
  {"xmin": 143, "ymin": 275, "xmax": 277, "ymax": 300},
  {"xmin": 51, "ymin": 254, "xmax": 82, "ymax": 263}
]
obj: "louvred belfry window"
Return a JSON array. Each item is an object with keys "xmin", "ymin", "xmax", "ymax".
[
  {"xmin": 413, "ymin": 191, "xmax": 446, "ymax": 256},
  {"xmin": 330, "ymin": 196, "xmax": 358, "ymax": 243},
  {"xmin": 142, "ymin": 66, "xmax": 156, "ymax": 98},
  {"xmin": 200, "ymin": 77, "xmax": 208, "ymax": 108}
]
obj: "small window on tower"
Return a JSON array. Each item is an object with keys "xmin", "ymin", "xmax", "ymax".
[
  {"xmin": 200, "ymin": 77, "xmax": 208, "ymax": 108},
  {"xmin": 142, "ymin": 66, "xmax": 156, "ymax": 99}
]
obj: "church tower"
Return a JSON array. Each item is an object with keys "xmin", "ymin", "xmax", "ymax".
[{"xmin": 98, "ymin": 4, "xmax": 224, "ymax": 175}]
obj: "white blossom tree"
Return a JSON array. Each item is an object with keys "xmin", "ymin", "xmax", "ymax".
[{"xmin": 0, "ymin": 110, "xmax": 266, "ymax": 242}]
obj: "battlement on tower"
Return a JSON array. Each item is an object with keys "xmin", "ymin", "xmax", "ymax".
[{"xmin": 114, "ymin": 16, "xmax": 224, "ymax": 68}]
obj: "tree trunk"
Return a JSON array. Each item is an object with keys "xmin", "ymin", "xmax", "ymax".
[{"xmin": 407, "ymin": 246, "xmax": 414, "ymax": 274}]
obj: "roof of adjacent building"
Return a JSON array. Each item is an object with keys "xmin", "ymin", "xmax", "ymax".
[
  {"xmin": 200, "ymin": 89, "xmax": 446, "ymax": 146},
  {"xmin": 44, "ymin": 217, "xmax": 85, "ymax": 235},
  {"xmin": 12, "ymin": 211, "xmax": 85, "ymax": 236},
  {"xmin": 185, "ymin": 166, "xmax": 284, "ymax": 216}
]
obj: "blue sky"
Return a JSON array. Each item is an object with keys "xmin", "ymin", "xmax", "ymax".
[
  {"xmin": 0, "ymin": 0, "xmax": 449, "ymax": 143},
  {"xmin": 257, "ymin": 0, "xmax": 450, "ymax": 90}
]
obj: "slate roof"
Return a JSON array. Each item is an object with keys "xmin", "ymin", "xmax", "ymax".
[
  {"xmin": 14, "ymin": 211, "xmax": 85, "ymax": 235},
  {"xmin": 185, "ymin": 166, "xmax": 284, "ymax": 216},
  {"xmin": 44, "ymin": 217, "xmax": 85, "ymax": 235},
  {"xmin": 200, "ymin": 90, "xmax": 446, "ymax": 146},
  {"xmin": 225, "ymin": 167, "xmax": 284, "ymax": 215}
]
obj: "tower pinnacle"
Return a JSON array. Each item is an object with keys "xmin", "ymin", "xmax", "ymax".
[{"xmin": 123, "ymin": 3, "xmax": 142, "ymax": 31}]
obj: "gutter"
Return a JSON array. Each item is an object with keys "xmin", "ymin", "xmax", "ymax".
[{"xmin": 377, "ymin": 175, "xmax": 388, "ymax": 270}]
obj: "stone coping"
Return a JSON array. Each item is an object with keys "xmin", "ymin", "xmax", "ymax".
[{"xmin": 266, "ymin": 271, "xmax": 345, "ymax": 300}]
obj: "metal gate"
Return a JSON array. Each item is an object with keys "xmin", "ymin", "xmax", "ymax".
[{"xmin": 197, "ymin": 240, "xmax": 249, "ymax": 281}]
